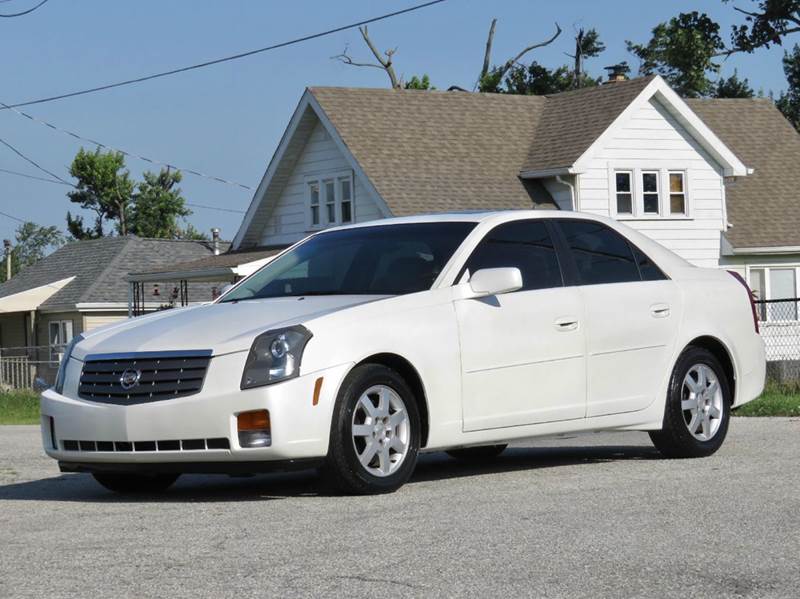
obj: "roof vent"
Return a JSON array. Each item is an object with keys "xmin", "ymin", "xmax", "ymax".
[{"xmin": 604, "ymin": 63, "xmax": 630, "ymax": 84}]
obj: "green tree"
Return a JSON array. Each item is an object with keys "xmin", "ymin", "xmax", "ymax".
[
  {"xmin": 627, "ymin": 12, "xmax": 725, "ymax": 97},
  {"xmin": 66, "ymin": 148, "xmax": 134, "ymax": 239},
  {"xmin": 727, "ymin": 0, "xmax": 800, "ymax": 53},
  {"xmin": 404, "ymin": 74, "xmax": 435, "ymax": 90},
  {"xmin": 568, "ymin": 28, "xmax": 606, "ymax": 88},
  {"xmin": 776, "ymin": 44, "xmax": 800, "ymax": 129},
  {"xmin": 1, "ymin": 222, "xmax": 65, "ymax": 282},
  {"xmin": 502, "ymin": 62, "xmax": 583, "ymax": 95},
  {"xmin": 128, "ymin": 169, "xmax": 191, "ymax": 238},
  {"xmin": 713, "ymin": 70, "xmax": 756, "ymax": 97}
]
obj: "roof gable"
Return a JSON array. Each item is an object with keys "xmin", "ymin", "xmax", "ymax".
[{"xmin": 687, "ymin": 98, "xmax": 800, "ymax": 250}]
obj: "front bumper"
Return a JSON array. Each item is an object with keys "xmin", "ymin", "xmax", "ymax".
[{"xmin": 40, "ymin": 352, "xmax": 353, "ymax": 471}]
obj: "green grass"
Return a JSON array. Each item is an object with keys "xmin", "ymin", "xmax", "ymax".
[
  {"xmin": 0, "ymin": 390, "xmax": 40, "ymax": 425},
  {"xmin": 734, "ymin": 385, "xmax": 800, "ymax": 417}
]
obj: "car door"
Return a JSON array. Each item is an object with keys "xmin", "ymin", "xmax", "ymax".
[
  {"xmin": 454, "ymin": 219, "xmax": 587, "ymax": 431},
  {"xmin": 554, "ymin": 219, "xmax": 681, "ymax": 418}
]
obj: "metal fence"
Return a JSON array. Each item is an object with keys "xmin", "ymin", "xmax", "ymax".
[
  {"xmin": 754, "ymin": 298, "xmax": 800, "ymax": 383},
  {"xmin": 0, "ymin": 345, "xmax": 62, "ymax": 390}
]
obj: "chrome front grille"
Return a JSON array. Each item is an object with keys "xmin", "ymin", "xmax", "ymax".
[{"xmin": 78, "ymin": 351, "xmax": 212, "ymax": 404}]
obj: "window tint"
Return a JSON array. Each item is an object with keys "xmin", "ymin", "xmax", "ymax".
[
  {"xmin": 633, "ymin": 247, "xmax": 667, "ymax": 281},
  {"xmin": 558, "ymin": 220, "xmax": 640, "ymax": 285},
  {"xmin": 463, "ymin": 220, "xmax": 563, "ymax": 291}
]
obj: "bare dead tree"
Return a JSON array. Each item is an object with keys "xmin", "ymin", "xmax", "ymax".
[
  {"xmin": 333, "ymin": 26, "xmax": 401, "ymax": 88},
  {"xmin": 477, "ymin": 20, "xmax": 562, "ymax": 90},
  {"xmin": 567, "ymin": 28, "xmax": 586, "ymax": 88}
]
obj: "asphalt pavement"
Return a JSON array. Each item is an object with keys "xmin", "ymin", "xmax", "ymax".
[{"xmin": 0, "ymin": 418, "xmax": 798, "ymax": 598}]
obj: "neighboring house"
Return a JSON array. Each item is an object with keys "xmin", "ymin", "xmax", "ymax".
[{"xmin": 0, "ymin": 236, "xmax": 225, "ymax": 384}]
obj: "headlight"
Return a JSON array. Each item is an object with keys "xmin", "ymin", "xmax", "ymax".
[
  {"xmin": 241, "ymin": 326, "xmax": 312, "ymax": 389},
  {"xmin": 54, "ymin": 334, "xmax": 84, "ymax": 394}
]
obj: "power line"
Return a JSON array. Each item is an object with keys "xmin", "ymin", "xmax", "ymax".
[
  {"xmin": 0, "ymin": 0, "xmax": 49, "ymax": 18},
  {"xmin": 4, "ymin": 0, "xmax": 447, "ymax": 109},
  {"xmin": 0, "ymin": 209, "xmax": 27, "ymax": 224},
  {"xmin": 0, "ymin": 135, "xmax": 70, "ymax": 184},
  {"xmin": 0, "ymin": 99, "xmax": 255, "ymax": 190},
  {"xmin": 0, "ymin": 161, "xmax": 246, "ymax": 214},
  {"xmin": 0, "ymin": 166, "xmax": 71, "ymax": 185}
]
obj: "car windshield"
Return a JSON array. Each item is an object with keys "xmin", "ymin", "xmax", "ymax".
[{"xmin": 220, "ymin": 222, "xmax": 477, "ymax": 301}]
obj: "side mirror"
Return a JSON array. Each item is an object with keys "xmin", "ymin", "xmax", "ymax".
[
  {"xmin": 33, "ymin": 377, "xmax": 50, "ymax": 393},
  {"xmin": 468, "ymin": 267, "xmax": 523, "ymax": 297}
]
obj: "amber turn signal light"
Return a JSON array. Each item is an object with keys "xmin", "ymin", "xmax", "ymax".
[{"xmin": 238, "ymin": 409, "xmax": 270, "ymax": 431}]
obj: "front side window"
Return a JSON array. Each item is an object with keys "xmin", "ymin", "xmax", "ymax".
[
  {"xmin": 615, "ymin": 171, "xmax": 633, "ymax": 215},
  {"xmin": 557, "ymin": 220, "xmax": 640, "ymax": 285},
  {"xmin": 221, "ymin": 222, "xmax": 476, "ymax": 300},
  {"xmin": 462, "ymin": 220, "xmax": 563, "ymax": 291},
  {"xmin": 642, "ymin": 171, "xmax": 660, "ymax": 214}
]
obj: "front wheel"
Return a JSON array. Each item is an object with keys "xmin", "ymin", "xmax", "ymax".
[
  {"xmin": 323, "ymin": 364, "xmax": 421, "ymax": 494},
  {"xmin": 92, "ymin": 472, "xmax": 179, "ymax": 494},
  {"xmin": 649, "ymin": 347, "xmax": 731, "ymax": 458}
]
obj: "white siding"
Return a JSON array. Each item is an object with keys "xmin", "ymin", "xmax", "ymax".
[
  {"xmin": 82, "ymin": 313, "xmax": 127, "ymax": 331},
  {"xmin": 541, "ymin": 176, "xmax": 574, "ymax": 210},
  {"xmin": 258, "ymin": 121, "xmax": 385, "ymax": 246},
  {"xmin": 577, "ymin": 97, "xmax": 726, "ymax": 268}
]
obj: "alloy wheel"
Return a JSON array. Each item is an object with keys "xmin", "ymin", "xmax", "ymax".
[
  {"xmin": 681, "ymin": 364, "xmax": 724, "ymax": 441},
  {"xmin": 351, "ymin": 385, "xmax": 410, "ymax": 477}
]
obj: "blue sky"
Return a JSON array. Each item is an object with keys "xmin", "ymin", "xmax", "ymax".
[{"xmin": 0, "ymin": 0, "xmax": 793, "ymax": 244}]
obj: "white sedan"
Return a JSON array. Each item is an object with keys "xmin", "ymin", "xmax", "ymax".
[{"xmin": 41, "ymin": 211, "xmax": 766, "ymax": 494}]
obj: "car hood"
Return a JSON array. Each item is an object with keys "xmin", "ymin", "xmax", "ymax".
[{"xmin": 72, "ymin": 295, "xmax": 388, "ymax": 359}]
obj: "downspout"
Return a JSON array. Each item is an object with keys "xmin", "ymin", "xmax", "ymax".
[{"xmin": 555, "ymin": 174, "xmax": 577, "ymax": 211}]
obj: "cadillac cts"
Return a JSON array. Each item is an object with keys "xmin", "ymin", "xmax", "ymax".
[{"xmin": 40, "ymin": 212, "xmax": 766, "ymax": 494}]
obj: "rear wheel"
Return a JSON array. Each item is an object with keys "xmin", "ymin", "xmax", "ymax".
[
  {"xmin": 92, "ymin": 472, "xmax": 179, "ymax": 494},
  {"xmin": 323, "ymin": 364, "xmax": 420, "ymax": 494},
  {"xmin": 446, "ymin": 444, "xmax": 507, "ymax": 461},
  {"xmin": 650, "ymin": 347, "xmax": 731, "ymax": 458}
]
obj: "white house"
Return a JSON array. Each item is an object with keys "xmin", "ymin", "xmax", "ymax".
[{"xmin": 153, "ymin": 75, "xmax": 800, "ymax": 335}]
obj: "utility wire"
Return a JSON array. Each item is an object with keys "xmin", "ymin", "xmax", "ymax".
[
  {"xmin": 4, "ymin": 0, "xmax": 447, "ymax": 108},
  {"xmin": 0, "ymin": 166, "xmax": 71, "ymax": 185},
  {"xmin": 0, "ymin": 99, "xmax": 255, "ymax": 190},
  {"xmin": 0, "ymin": 209, "xmax": 27, "ymax": 224},
  {"xmin": 0, "ymin": 0, "xmax": 49, "ymax": 18},
  {"xmin": 0, "ymin": 135, "xmax": 70, "ymax": 184},
  {"xmin": 0, "ymin": 161, "xmax": 246, "ymax": 214}
]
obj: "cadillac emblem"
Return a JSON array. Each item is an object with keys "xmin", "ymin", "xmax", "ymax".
[{"xmin": 119, "ymin": 369, "xmax": 142, "ymax": 390}]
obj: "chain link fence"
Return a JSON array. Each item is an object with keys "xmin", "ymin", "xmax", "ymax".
[{"xmin": 754, "ymin": 299, "xmax": 800, "ymax": 384}]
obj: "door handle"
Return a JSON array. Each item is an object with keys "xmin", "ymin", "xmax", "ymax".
[
  {"xmin": 554, "ymin": 317, "xmax": 579, "ymax": 331},
  {"xmin": 650, "ymin": 303, "xmax": 671, "ymax": 318}
]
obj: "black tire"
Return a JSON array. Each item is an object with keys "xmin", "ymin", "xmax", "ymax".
[
  {"xmin": 649, "ymin": 346, "xmax": 732, "ymax": 458},
  {"xmin": 92, "ymin": 472, "xmax": 179, "ymax": 494},
  {"xmin": 446, "ymin": 444, "xmax": 507, "ymax": 461},
  {"xmin": 323, "ymin": 364, "xmax": 421, "ymax": 494}
]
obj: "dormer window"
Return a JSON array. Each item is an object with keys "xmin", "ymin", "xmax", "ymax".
[
  {"xmin": 305, "ymin": 171, "xmax": 354, "ymax": 229},
  {"xmin": 611, "ymin": 168, "xmax": 690, "ymax": 219}
]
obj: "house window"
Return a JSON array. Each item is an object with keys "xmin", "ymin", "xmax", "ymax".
[
  {"xmin": 642, "ymin": 171, "xmax": 660, "ymax": 214},
  {"xmin": 48, "ymin": 320, "xmax": 73, "ymax": 363},
  {"xmin": 305, "ymin": 171, "xmax": 354, "ymax": 229},
  {"xmin": 308, "ymin": 182, "xmax": 320, "ymax": 226},
  {"xmin": 340, "ymin": 177, "xmax": 353, "ymax": 223},
  {"xmin": 749, "ymin": 267, "xmax": 800, "ymax": 321},
  {"xmin": 669, "ymin": 172, "xmax": 686, "ymax": 215},
  {"xmin": 615, "ymin": 171, "xmax": 633, "ymax": 215}
]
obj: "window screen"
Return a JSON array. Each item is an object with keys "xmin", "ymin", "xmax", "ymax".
[{"xmin": 463, "ymin": 220, "xmax": 563, "ymax": 291}]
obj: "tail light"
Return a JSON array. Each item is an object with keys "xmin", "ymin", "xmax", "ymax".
[{"xmin": 727, "ymin": 271, "xmax": 759, "ymax": 333}]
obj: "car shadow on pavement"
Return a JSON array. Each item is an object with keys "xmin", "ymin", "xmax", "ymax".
[{"xmin": 0, "ymin": 444, "xmax": 660, "ymax": 503}]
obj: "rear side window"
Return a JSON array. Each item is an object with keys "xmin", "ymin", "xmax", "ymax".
[
  {"xmin": 633, "ymin": 247, "xmax": 667, "ymax": 281},
  {"xmin": 463, "ymin": 220, "xmax": 563, "ymax": 291},
  {"xmin": 557, "ymin": 220, "xmax": 640, "ymax": 285}
]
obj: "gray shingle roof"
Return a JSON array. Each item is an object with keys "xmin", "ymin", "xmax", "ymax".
[
  {"xmin": 687, "ymin": 98, "xmax": 800, "ymax": 250},
  {"xmin": 133, "ymin": 245, "xmax": 282, "ymax": 277},
  {"xmin": 0, "ymin": 236, "xmax": 221, "ymax": 309}
]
